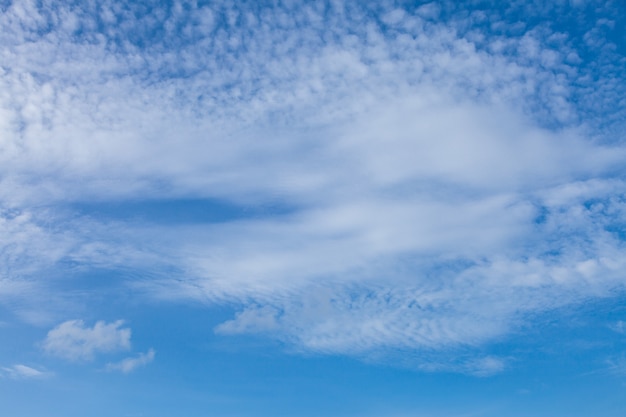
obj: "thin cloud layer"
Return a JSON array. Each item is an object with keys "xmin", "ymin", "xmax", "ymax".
[
  {"xmin": 1, "ymin": 0, "xmax": 625, "ymax": 367},
  {"xmin": 106, "ymin": 349, "xmax": 156, "ymax": 374},
  {"xmin": 1, "ymin": 364, "xmax": 50, "ymax": 379}
]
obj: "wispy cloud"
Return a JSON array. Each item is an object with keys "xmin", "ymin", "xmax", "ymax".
[
  {"xmin": 606, "ymin": 355, "xmax": 626, "ymax": 376},
  {"xmin": 42, "ymin": 320, "xmax": 131, "ymax": 361},
  {"xmin": 415, "ymin": 355, "xmax": 507, "ymax": 377},
  {"xmin": 106, "ymin": 349, "xmax": 155, "ymax": 374},
  {"xmin": 609, "ymin": 320, "xmax": 625, "ymax": 334},
  {"xmin": 1, "ymin": 364, "xmax": 50, "ymax": 380}
]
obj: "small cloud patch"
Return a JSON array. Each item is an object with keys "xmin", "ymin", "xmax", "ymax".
[
  {"xmin": 106, "ymin": 349, "xmax": 155, "ymax": 373},
  {"xmin": 43, "ymin": 319, "xmax": 131, "ymax": 361}
]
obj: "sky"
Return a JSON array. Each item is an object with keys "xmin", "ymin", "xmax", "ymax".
[{"xmin": 1, "ymin": 0, "xmax": 626, "ymax": 415}]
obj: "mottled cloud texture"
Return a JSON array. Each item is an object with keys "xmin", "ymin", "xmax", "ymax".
[
  {"xmin": 1, "ymin": 0, "xmax": 625, "ymax": 371},
  {"xmin": 43, "ymin": 320, "xmax": 131, "ymax": 361}
]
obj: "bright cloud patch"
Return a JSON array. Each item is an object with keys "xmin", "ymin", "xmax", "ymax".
[{"xmin": 42, "ymin": 320, "xmax": 131, "ymax": 361}]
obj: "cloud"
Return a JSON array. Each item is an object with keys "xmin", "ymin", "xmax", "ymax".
[
  {"xmin": 42, "ymin": 320, "xmax": 131, "ymax": 361},
  {"xmin": 1, "ymin": 0, "xmax": 625, "ymax": 366},
  {"xmin": 606, "ymin": 355, "xmax": 626, "ymax": 376},
  {"xmin": 106, "ymin": 349, "xmax": 155, "ymax": 374},
  {"xmin": 215, "ymin": 306, "xmax": 281, "ymax": 335},
  {"xmin": 415, "ymin": 355, "xmax": 507, "ymax": 377},
  {"xmin": 462, "ymin": 356, "xmax": 507, "ymax": 377},
  {"xmin": 1, "ymin": 364, "xmax": 50, "ymax": 379},
  {"xmin": 609, "ymin": 320, "xmax": 625, "ymax": 334}
]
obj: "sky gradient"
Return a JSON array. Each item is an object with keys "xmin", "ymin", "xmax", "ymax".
[{"xmin": 1, "ymin": 1, "xmax": 626, "ymax": 416}]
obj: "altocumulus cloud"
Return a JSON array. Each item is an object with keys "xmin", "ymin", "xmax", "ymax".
[
  {"xmin": 42, "ymin": 320, "xmax": 131, "ymax": 361},
  {"xmin": 1, "ymin": 0, "xmax": 625, "ymax": 369}
]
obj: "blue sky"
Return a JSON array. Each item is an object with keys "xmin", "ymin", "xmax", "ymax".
[{"xmin": 1, "ymin": 0, "xmax": 626, "ymax": 415}]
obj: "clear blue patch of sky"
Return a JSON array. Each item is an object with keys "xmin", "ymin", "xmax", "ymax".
[
  {"xmin": 67, "ymin": 197, "xmax": 296, "ymax": 225},
  {"xmin": 3, "ymin": 293, "xmax": 626, "ymax": 417}
]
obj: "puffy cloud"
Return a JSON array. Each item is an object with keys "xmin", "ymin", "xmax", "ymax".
[
  {"xmin": 416, "ymin": 355, "xmax": 507, "ymax": 377},
  {"xmin": 215, "ymin": 306, "xmax": 281, "ymax": 335},
  {"xmin": 42, "ymin": 320, "xmax": 131, "ymax": 361}
]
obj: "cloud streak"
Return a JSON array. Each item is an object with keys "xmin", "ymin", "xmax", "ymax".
[
  {"xmin": 106, "ymin": 349, "xmax": 155, "ymax": 374},
  {"xmin": 1, "ymin": 364, "xmax": 50, "ymax": 380}
]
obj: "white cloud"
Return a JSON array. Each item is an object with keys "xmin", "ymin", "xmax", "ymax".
[
  {"xmin": 1, "ymin": 0, "xmax": 625, "ymax": 365},
  {"xmin": 42, "ymin": 320, "xmax": 131, "ymax": 361},
  {"xmin": 106, "ymin": 349, "xmax": 155, "ymax": 374},
  {"xmin": 1, "ymin": 364, "xmax": 50, "ymax": 379}
]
